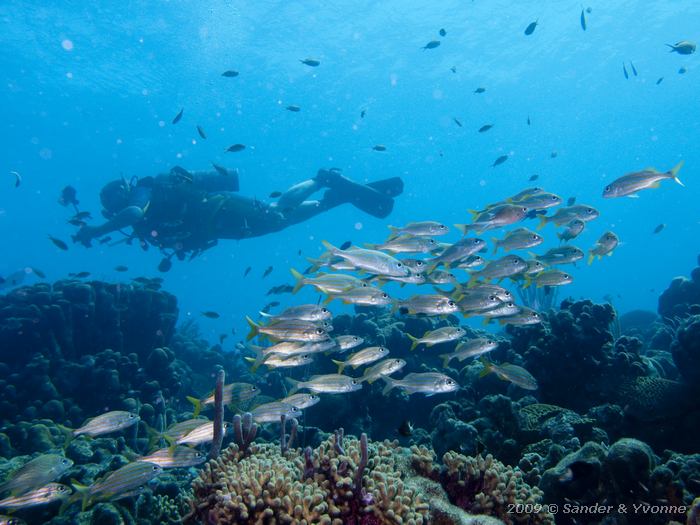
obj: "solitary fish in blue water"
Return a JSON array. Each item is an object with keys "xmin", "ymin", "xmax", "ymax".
[
  {"xmin": 226, "ymin": 143, "xmax": 246, "ymax": 153},
  {"xmin": 602, "ymin": 161, "xmax": 684, "ymax": 198},
  {"xmin": 196, "ymin": 125, "xmax": 207, "ymax": 139},
  {"xmin": 630, "ymin": 61, "xmax": 638, "ymax": 76},
  {"xmin": 300, "ymin": 58, "xmax": 320, "ymax": 66},
  {"xmin": 172, "ymin": 108, "xmax": 183, "ymax": 124},
  {"xmin": 588, "ymin": 231, "xmax": 619, "ymax": 264},
  {"xmin": 286, "ymin": 105, "xmax": 301, "ymax": 112},
  {"xmin": 422, "ymin": 40, "xmax": 440, "ymax": 50},
  {"xmin": 492, "ymin": 155, "xmax": 509, "ymax": 167},
  {"xmin": 524, "ymin": 20, "xmax": 538, "ymax": 35},
  {"xmin": 479, "ymin": 124, "xmax": 493, "ymax": 133},
  {"xmin": 580, "ymin": 8, "xmax": 587, "ymax": 31},
  {"xmin": 222, "ymin": 70, "xmax": 239, "ymax": 77},
  {"xmin": 666, "ymin": 41, "xmax": 696, "ymax": 54}
]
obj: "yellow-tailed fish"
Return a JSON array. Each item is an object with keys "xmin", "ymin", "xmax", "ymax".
[
  {"xmin": 0, "ymin": 483, "xmax": 70, "ymax": 510},
  {"xmin": 479, "ymin": 358, "xmax": 538, "ymax": 390},
  {"xmin": 332, "ymin": 346, "xmax": 389, "ymax": 373},
  {"xmin": 588, "ymin": 231, "xmax": 619, "ymax": 264},
  {"xmin": 396, "ymin": 294, "xmax": 458, "ymax": 316},
  {"xmin": 259, "ymin": 304, "xmax": 331, "ymax": 322},
  {"xmin": 140, "ymin": 446, "xmax": 206, "ymax": 468},
  {"xmin": 77, "ymin": 461, "xmax": 161, "ymax": 510},
  {"xmin": 321, "ymin": 241, "xmax": 409, "ymax": 277},
  {"xmin": 557, "ymin": 219, "xmax": 585, "ymax": 242},
  {"xmin": 333, "ymin": 335, "xmax": 364, "ymax": 353},
  {"xmin": 407, "ymin": 326, "xmax": 465, "ymax": 350},
  {"xmin": 251, "ymin": 401, "xmax": 302, "ymax": 423},
  {"xmin": 468, "ymin": 255, "xmax": 528, "ymax": 286},
  {"xmin": 367, "ymin": 236, "xmax": 438, "ymax": 254},
  {"xmin": 290, "ymin": 268, "xmax": 367, "ymax": 294},
  {"xmin": 73, "ymin": 411, "xmax": 139, "ymax": 437},
  {"xmin": 387, "ymin": 221, "xmax": 449, "ymax": 239},
  {"xmin": 426, "ymin": 237, "xmax": 486, "ymax": 270},
  {"xmin": 538, "ymin": 205, "xmax": 599, "ymax": 228},
  {"xmin": 247, "ymin": 353, "xmax": 313, "ymax": 370},
  {"xmin": 534, "ymin": 246, "xmax": 584, "ymax": 266},
  {"xmin": 497, "ymin": 307, "xmax": 542, "ymax": 326},
  {"xmin": 246, "ymin": 316, "xmax": 329, "ymax": 342},
  {"xmin": 186, "ymin": 383, "xmax": 259, "ymax": 417},
  {"xmin": 176, "ymin": 421, "xmax": 230, "ymax": 446},
  {"xmin": 0, "ymin": 454, "xmax": 73, "ymax": 496},
  {"xmin": 439, "ymin": 338, "xmax": 498, "ymax": 367},
  {"xmin": 510, "ymin": 192, "xmax": 562, "ymax": 209},
  {"xmin": 279, "ymin": 393, "xmax": 320, "ymax": 410},
  {"xmin": 381, "ymin": 373, "xmax": 458, "ymax": 396},
  {"xmin": 360, "ymin": 358, "xmax": 406, "ymax": 384},
  {"xmin": 455, "ymin": 205, "xmax": 528, "ymax": 234},
  {"xmin": 325, "ymin": 286, "xmax": 391, "ymax": 307},
  {"xmin": 426, "ymin": 271, "xmax": 456, "ymax": 285},
  {"xmin": 287, "ymin": 374, "xmax": 361, "ymax": 394},
  {"xmin": 524, "ymin": 270, "xmax": 573, "ymax": 288},
  {"xmin": 162, "ymin": 419, "xmax": 209, "ymax": 443},
  {"xmin": 602, "ymin": 161, "xmax": 684, "ymax": 198},
  {"xmin": 492, "ymin": 228, "xmax": 543, "ymax": 253}
]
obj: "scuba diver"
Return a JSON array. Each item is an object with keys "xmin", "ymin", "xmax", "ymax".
[{"xmin": 72, "ymin": 166, "xmax": 404, "ymax": 268}]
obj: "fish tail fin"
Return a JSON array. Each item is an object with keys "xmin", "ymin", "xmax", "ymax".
[
  {"xmin": 364, "ymin": 242, "xmax": 378, "ymax": 249},
  {"xmin": 523, "ymin": 275, "xmax": 533, "ymax": 289},
  {"xmin": 669, "ymin": 160, "xmax": 685, "ymax": 186},
  {"xmin": 306, "ymin": 257, "xmax": 323, "ymax": 273},
  {"xmin": 454, "ymin": 223, "xmax": 469, "ymax": 236},
  {"xmin": 440, "ymin": 354, "xmax": 451, "ymax": 368},
  {"xmin": 467, "ymin": 273, "xmax": 478, "ymax": 288},
  {"xmin": 290, "ymin": 268, "xmax": 305, "ymax": 294},
  {"xmin": 285, "ymin": 377, "xmax": 301, "ymax": 395},
  {"xmin": 322, "ymin": 295, "xmax": 334, "ymax": 306},
  {"xmin": 381, "ymin": 376, "xmax": 397, "ymax": 395},
  {"xmin": 587, "ymin": 252, "xmax": 595, "ymax": 265},
  {"xmin": 406, "ymin": 333, "xmax": 420, "ymax": 351},
  {"xmin": 186, "ymin": 396, "xmax": 202, "ymax": 417},
  {"xmin": 320, "ymin": 239, "xmax": 339, "ymax": 255},
  {"xmin": 537, "ymin": 215, "xmax": 548, "ymax": 230},
  {"xmin": 478, "ymin": 357, "xmax": 493, "ymax": 378},
  {"xmin": 491, "ymin": 238, "xmax": 499, "ymax": 254},
  {"xmin": 331, "ymin": 359, "xmax": 345, "ymax": 374},
  {"xmin": 467, "ymin": 209, "xmax": 480, "ymax": 221},
  {"xmin": 665, "ymin": 43, "xmax": 676, "ymax": 51},
  {"xmin": 386, "ymin": 225, "xmax": 399, "ymax": 241},
  {"xmin": 556, "ymin": 231, "xmax": 564, "ymax": 241},
  {"xmin": 245, "ymin": 316, "xmax": 260, "ymax": 341},
  {"xmin": 243, "ymin": 356, "xmax": 262, "ymax": 373},
  {"xmin": 426, "ymin": 263, "xmax": 438, "ymax": 275}
]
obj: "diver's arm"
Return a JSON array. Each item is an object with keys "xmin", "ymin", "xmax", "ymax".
[{"xmin": 73, "ymin": 206, "xmax": 145, "ymax": 246}]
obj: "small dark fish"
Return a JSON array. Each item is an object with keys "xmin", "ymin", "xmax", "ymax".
[
  {"xmin": 48, "ymin": 236, "xmax": 68, "ymax": 251},
  {"xmin": 453, "ymin": 118, "xmax": 463, "ymax": 127},
  {"xmin": 524, "ymin": 20, "xmax": 538, "ymax": 35},
  {"xmin": 219, "ymin": 334, "xmax": 228, "ymax": 344},
  {"xmin": 244, "ymin": 266, "xmax": 252, "ymax": 277},
  {"xmin": 656, "ymin": 77, "xmax": 664, "ymax": 85},
  {"xmin": 492, "ymin": 155, "xmax": 509, "ymax": 167},
  {"xmin": 340, "ymin": 240, "xmax": 352, "ymax": 250},
  {"xmin": 73, "ymin": 211, "xmax": 92, "ymax": 220},
  {"xmin": 73, "ymin": 271, "xmax": 91, "ymax": 278},
  {"xmin": 527, "ymin": 115, "xmax": 531, "ymax": 126},
  {"xmin": 360, "ymin": 110, "xmax": 366, "ymax": 119},
  {"xmin": 478, "ymin": 124, "xmax": 493, "ymax": 133},
  {"xmin": 678, "ymin": 66, "xmax": 687, "ymax": 74},
  {"xmin": 222, "ymin": 70, "xmax": 239, "ymax": 77},
  {"xmin": 202, "ymin": 311, "xmax": 220, "ymax": 319},
  {"xmin": 269, "ymin": 191, "xmax": 282, "ymax": 198},
  {"xmin": 567, "ymin": 197, "xmax": 576, "ymax": 206},
  {"xmin": 653, "ymin": 223, "xmax": 666, "ymax": 234},
  {"xmin": 59, "ymin": 186, "xmax": 79, "ymax": 208},
  {"xmin": 550, "ymin": 151, "xmax": 558, "ymax": 158},
  {"xmin": 439, "ymin": 28, "xmax": 446, "ymax": 37},
  {"xmin": 580, "ymin": 9, "xmax": 587, "ymax": 31},
  {"xmin": 373, "ymin": 144, "xmax": 387, "ymax": 152},
  {"xmin": 172, "ymin": 108, "xmax": 184, "ymax": 124},
  {"xmin": 398, "ymin": 420, "xmax": 414, "ymax": 437},
  {"xmin": 586, "ymin": 6, "xmax": 592, "ymax": 13},
  {"xmin": 630, "ymin": 61, "xmax": 638, "ymax": 77},
  {"xmin": 422, "ymin": 40, "xmax": 441, "ymax": 50},
  {"xmin": 30, "ymin": 267, "xmax": 46, "ymax": 279},
  {"xmin": 529, "ymin": 174, "xmax": 539, "ymax": 181},
  {"xmin": 450, "ymin": 66, "xmax": 456, "ymax": 73},
  {"xmin": 285, "ymin": 105, "xmax": 301, "ymax": 112},
  {"xmin": 211, "ymin": 162, "xmax": 228, "ymax": 176},
  {"xmin": 298, "ymin": 249, "xmax": 302, "ymax": 255},
  {"xmin": 67, "ymin": 218, "xmax": 87, "ymax": 227},
  {"xmin": 260, "ymin": 301, "xmax": 281, "ymax": 314},
  {"xmin": 474, "ymin": 87, "xmax": 486, "ymax": 94},
  {"xmin": 300, "ymin": 58, "xmax": 320, "ymax": 67},
  {"xmin": 263, "ymin": 266, "xmax": 273, "ymax": 278},
  {"xmin": 623, "ymin": 63, "xmax": 629, "ymax": 79},
  {"xmin": 99, "ymin": 237, "xmax": 112, "ymax": 244},
  {"xmin": 226, "ymin": 144, "xmax": 246, "ymax": 153},
  {"xmin": 9, "ymin": 170, "xmax": 21, "ymax": 188},
  {"xmin": 266, "ymin": 284, "xmax": 294, "ymax": 296},
  {"xmin": 158, "ymin": 257, "xmax": 172, "ymax": 273},
  {"xmin": 114, "ymin": 265, "xmax": 128, "ymax": 272},
  {"xmin": 197, "ymin": 125, "xmax": 207, "ymax": 139}
]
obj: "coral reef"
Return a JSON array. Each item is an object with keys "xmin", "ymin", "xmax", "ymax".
[{"xmin": 186, "ymin": 433, "xmax": 552, "ymax": 525}]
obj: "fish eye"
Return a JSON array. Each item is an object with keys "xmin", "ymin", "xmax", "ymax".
[
  {"xmin": 129, "ymin": 413, "xmax": 136, "ymax": 418},
  {"xmin": 532, "ymin": 235, "xmax": 539, "ymax": 240},
  {"xmin": 251, "ymin": 386, "xmax": 258, "ymax": 391},
  {"xmin": 551, "ymin": 195, "xmax": 558, "ymax": 200},
  {"xmin": 429, "ymin": 239, "xmax": 436, "ymax": 244},
  {"xmin": 604, "ymin": 185, "xmax": 611, "ymax": 192},
  {"xmin": 321, "ymin": 308, "xmax": 329, "ymax": 313},
  {"xmin": 448, "ymin": 301, "xmax": 456, "ymax": 307},
  {"xmin": 316, "ymin": 328, "xmax": 325, "ymax": 334},
  {"xmin": 196, "ymin": 452, "xmax": 204, "ymax": 457},
  {"xmin": 353, "ymin": 336, "xmax": 359, "ymax": 341},
  {"xmin": 521, "ymin": 207, "xmax": 528, "ymax": 212},
  {"xmin": 152, "ymin": 465, "xmax": 160, "ymax": 471},
  {"xmin": 382, "ymin": 293, "xmax": 389, "ymax": 298},
  {"xmin": 416, "ymin": 261, "xmax": 424, "ymax": 267},
  {"xmin": 351, "ymin": 380, "xmax": 359, "ymax": 384},
  {"xmin": 397, "ymin": 262, "xmax": 403, "ymax": 267}
]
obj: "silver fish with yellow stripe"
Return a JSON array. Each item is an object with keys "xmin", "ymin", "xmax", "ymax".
[{"xmin": 73, "ymin": 411, "xmax": 139, "ymax": 437}]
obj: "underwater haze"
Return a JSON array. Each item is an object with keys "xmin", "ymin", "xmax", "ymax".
[{"xmin": 1, "ymin": 1, "xmax": 699, "ymax": 524}]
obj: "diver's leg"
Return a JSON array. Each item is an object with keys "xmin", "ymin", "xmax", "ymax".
[{"xmin": 313, "ymin": 169, "xmax": 402, "ymax": 219}]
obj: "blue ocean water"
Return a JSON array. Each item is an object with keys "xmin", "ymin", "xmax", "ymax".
[{"xmin": 1, "ymin": 2, "xmax": 698, "ymax": 340}]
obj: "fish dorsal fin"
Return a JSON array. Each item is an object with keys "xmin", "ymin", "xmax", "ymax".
[{"xmin": 643, "ymin": 166, "xmax": 658, "ymax": 173}]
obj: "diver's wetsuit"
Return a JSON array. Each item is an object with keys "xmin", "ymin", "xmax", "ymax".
[{"xmin": 74, "ymin": 168, "xmax": 403, "ymax": 258}]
